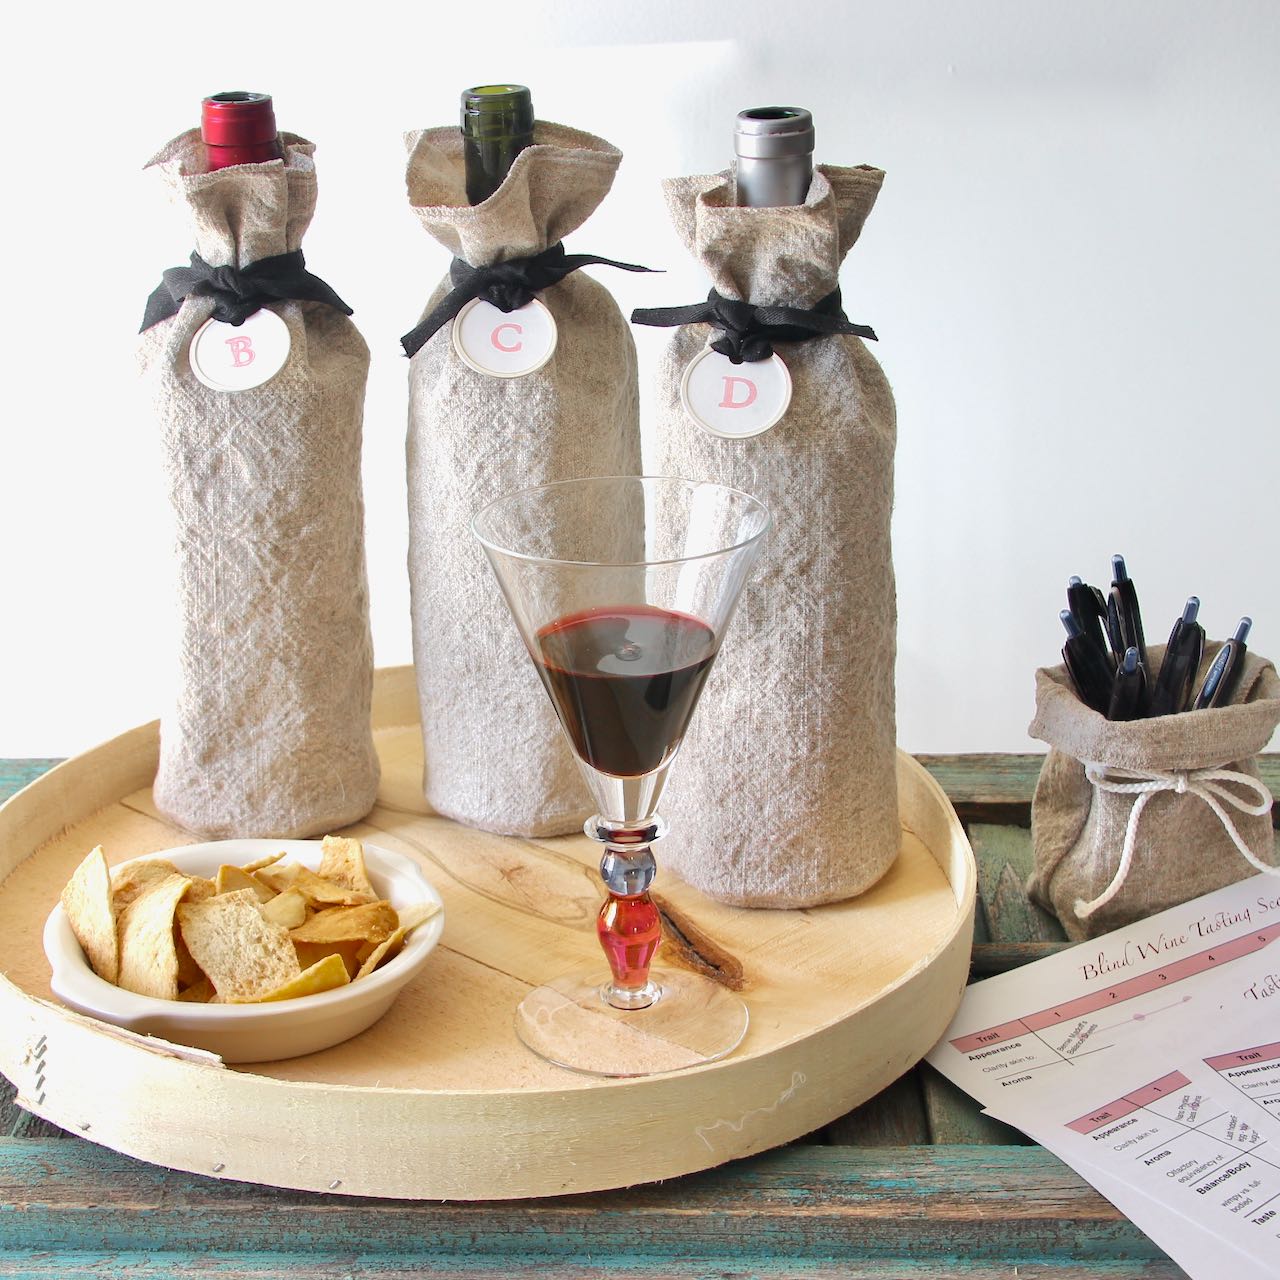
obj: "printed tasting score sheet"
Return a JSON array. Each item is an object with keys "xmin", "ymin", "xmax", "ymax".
[{"xmin": 928, "ymin": 874, "xmax": 1280, "ymax": 1278}]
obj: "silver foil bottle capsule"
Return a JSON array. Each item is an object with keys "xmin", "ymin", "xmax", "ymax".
[{"xmin": 734, "ymin": 106, "xmax": 815, "ymax": 208}]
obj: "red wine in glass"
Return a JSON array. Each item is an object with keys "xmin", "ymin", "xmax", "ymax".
[
  {"xmin": 475, "ymin": 476, "xmax": 769, "ymax": 1073},
  {"xmin": 535, "ymin": 605, "xmax": 717, "ymax": 778}
]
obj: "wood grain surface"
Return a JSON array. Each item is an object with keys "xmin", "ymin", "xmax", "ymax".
[
  {"xmin": 0, "ymin": 748, "xmax": 1207, "ymax": 1275},
  {"xmin": 0, "ymin": 672, "xmax": 974, "ymax": 1199}
]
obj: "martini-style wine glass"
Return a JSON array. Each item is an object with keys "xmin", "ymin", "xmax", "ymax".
[{"xmin": 473, "ymin": 476, "xmax": 770, "ymax": 1077}]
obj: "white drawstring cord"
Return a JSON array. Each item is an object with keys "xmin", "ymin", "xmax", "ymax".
[{"xmin": 1076, "ymin": 764, "xmax": 1277, "ymax": 920}]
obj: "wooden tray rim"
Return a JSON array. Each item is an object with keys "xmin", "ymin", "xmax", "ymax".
[{"xmin": 0, "ymin": 667, "xmax": 977, "ymax": 1198}]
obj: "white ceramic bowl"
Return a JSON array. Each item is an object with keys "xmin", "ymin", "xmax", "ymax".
[{"xmin": 43, "ymin": 839, "xmax": 445, "ymax": 1064}]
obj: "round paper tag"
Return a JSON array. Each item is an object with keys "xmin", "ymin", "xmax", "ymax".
[
  {"xmin": 680, "ymin": 347, "xmax": 792, "ymax": 439},
  {"xmin": 188, "ymin": 308, "xmax": 291, "ymax": 393},
  {"xmin": 452, "ymin": 298, "xmax": 558, "ymax": 378}
]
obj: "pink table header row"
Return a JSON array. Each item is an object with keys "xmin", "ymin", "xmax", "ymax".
[
  {"xmin": 1204, "ymin": 1041, "xmax": 1280, "ymax": 1071},
  {"xmin": 1066, "ymin": 1071, "xmax": 1192, "ymax": 1135}
]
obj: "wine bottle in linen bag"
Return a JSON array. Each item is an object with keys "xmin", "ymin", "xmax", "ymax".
[
  {"xmin": 140, "ymin": 92, "xmax": 379, "ymax": 838},
  {"xmin": 634, "ymin": 107, "xmax": 899, "ymax": 907},
  {"xmin": 403, "ymin": 86, "xmax": 647, "ymax": 836}
]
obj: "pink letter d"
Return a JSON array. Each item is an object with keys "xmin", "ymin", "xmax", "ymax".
[{"xmin": 719, "ymin": 376, "xmax": 757, "ymax": 409}]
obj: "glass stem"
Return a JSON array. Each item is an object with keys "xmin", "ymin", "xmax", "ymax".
[
  {"xmin": 588, "ymin": 816, "xmax": 665, "ymax": 1010},
  {"xmin": 597, "ymin": 889, "xmax": 661, "ymax": 1009}
]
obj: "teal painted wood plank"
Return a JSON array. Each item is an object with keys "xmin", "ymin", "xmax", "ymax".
[
  {"xmin": 0, "ymin": 761, "xmax": 64, "ymax": 1139},
  {"xmin": 971, "ymin": 940, "xmax": 1073, "ymax": 976},
  {"xmin": 0, "ymin": 760, "xmax": 60, "ymax": 805},
  {"xmin": 0, "ymin": 1141, "xmax": 1171, "ymax": 1266},
  {"xmin": 921, "ymin": 1064, "xmax": 1028, "ymax": 1148},
  {"xmin": 824, "ymin": 1070, "xmax": 929, "ymax": 1146},
  {"xmin": 920, "ymin": 820, "xmax": 1060, "ymax": 1146},
  {"xmin": 0, "ymin": 1083, "xmax": 21, "ymax": 1140},
  {"xmin": 919, "ymin": 753, "xmax": 1280, "ymax": 828},
  {"xmin": 0, "ymin": 1254, "xmax": 1190, "ymax": 1279},
  {"xmin": 6, "ymin": 1107, "xmax": 69, "ymax": 1141},
  {"xmin": 970, "ymin": 824, "xmax": 1068, "ymax": 945},
  {"xmin": 918, "ymin": 753, "xmax": 1046, "ymax": 805}
]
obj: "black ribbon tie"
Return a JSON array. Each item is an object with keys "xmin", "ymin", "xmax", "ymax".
[
  {"xmin": 631, "ymin": 287, "xmax": 875, "ymax": 363},
  {"xmin": 140, "ymin": 250, "xmax": 353, "ymax": 332},
  {"xmin": 400, "ymin": 242, "xmax": 657, "ymax": 358}
]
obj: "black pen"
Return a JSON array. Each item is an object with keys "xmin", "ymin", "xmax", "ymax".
[
  {"xmin": 1107, "ymin": 646, "xmax": 1148, "ymax": 721},
  {"xmin": 1149, "ymin": 596, "xmax": 1205, "ymax": 717},
  {"xmin": 1192, "ymin": 617, "xmax": 1252, "ymax": 710},
  {"xmin": 1067, "ymin": 576, "xmax": 1113, "ymax": 671},
  {"xmin": 1110, "ymin": 555, "xmax": 1149, "ymax": 672},
  {"xmin": 1061, "ymin": 610, "xmax": 1115, "ymax": 714},
  {"xmin": 1105, "ymin": 594, "xmax": 1125, "ymax": 665}
]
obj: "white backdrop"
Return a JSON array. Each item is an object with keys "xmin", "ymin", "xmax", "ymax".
[{"xmin": 2, "ymin": 0, "xmax": 1277, "ymax": 756}]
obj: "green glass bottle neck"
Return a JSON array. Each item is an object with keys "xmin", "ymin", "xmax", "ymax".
[{"xmin": 461, "ymin": 84, "xmax": 534, "ymax": 206}]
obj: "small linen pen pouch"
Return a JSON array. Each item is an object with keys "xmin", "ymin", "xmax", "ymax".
[{"xmin": 1027, "ymin": 642, "xmax": 1280, "ymax": 940}]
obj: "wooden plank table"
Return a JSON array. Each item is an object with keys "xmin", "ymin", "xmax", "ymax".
[{"xmin": 4, "ymin": 753, "xmax": 1275, "ymax": 1277}]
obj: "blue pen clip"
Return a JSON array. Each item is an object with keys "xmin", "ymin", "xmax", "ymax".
[
  {"xmin": 1109, "ymin": 555, "xmax": 1148, "ymax": 673},
  {"xmin": 1149, "ymin": 596, "xmax": 1205, "ymax": 716},
  {"xmin": 1192, "ymin": 617, "xmax": 1252, "ymax": 710}
]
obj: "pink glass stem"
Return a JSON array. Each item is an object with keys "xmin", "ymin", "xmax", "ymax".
[{"xmin": 597, "ymin": 891, "xmax": 661, "ymax": 1003}]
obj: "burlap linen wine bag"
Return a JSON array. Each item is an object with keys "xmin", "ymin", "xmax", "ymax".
[
  {"xmin": 403, "ymin": 123, "xmax": 643, "ymax": 836},
  {"xmin": 139, "ymin": 130, "xmax": 379, "ymax": 838},
  {"xmin": 1028, "ymin": 643, "xmax": 1280, "ymax": 940},
  {"xmin": 638, "ymin": 165, "xmax": 898, "ymax": 907}
]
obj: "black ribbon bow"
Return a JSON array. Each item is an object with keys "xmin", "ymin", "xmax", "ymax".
[
  {"xmin": 631, "ymin": 287, "xmax": 875, "ymax": 363},
  {"xmin": 400, "ymin": 242, "xmax": 657, "ymax": 358},
  {"xmin": 139, "ymin": 250, "xmax": 353, "ymax": 332}
]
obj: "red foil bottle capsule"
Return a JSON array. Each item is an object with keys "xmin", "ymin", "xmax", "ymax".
[{"xmin": 201, "ymin": 92, "xmax": 283, "ymax": 171}]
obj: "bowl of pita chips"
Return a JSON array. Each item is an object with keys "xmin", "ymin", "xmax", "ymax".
[{"xmin": 43, "ymin": 836, "xmax": 444, "ymax": 1063}]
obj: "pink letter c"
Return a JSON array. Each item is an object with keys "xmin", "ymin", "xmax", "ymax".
[{"xmin": 492, "ymin": 323, "xmax": 523, "ymax": 353}]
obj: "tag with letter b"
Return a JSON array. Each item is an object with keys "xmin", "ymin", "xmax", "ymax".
[
  {"xmin": 680, "ymin": 346, "xmax": 792, "ymax": 439},
  {"xmin": 188, "ymin": 308, "xmax": 291, "ymax": 392}
]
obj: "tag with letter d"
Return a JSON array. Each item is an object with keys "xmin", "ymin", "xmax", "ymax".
[{"xmin": 680, "ymin": 346, "xmax": 791, "ymax": 439}]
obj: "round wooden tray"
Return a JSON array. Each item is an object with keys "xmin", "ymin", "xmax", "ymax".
[{"xmin": 0, "ymin": 666, "xmax": 975, "ymax": 1200}]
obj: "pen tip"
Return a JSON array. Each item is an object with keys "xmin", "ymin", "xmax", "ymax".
[
  {"xmin": 1069, "ymin": 576, "xmax": 1083, "ymax": 587},
  {"xmin": 1060, "ymin": 609, "xmax": 1081, "ymax": 638},
  {"xmin": 1122, "ymin": 646, "xmax": 1139, "ymax": 674},
  {"xmin": 1183, "ymin": 596, "xmax": 1200, "ymax": 624},
  {"xmin": 1112, "ymin": 555, "xmax": 1127, "ymax": 582},
  {"xmin": 1236, "ymin": 617, "xmax": 1252, "ymax": 643}
]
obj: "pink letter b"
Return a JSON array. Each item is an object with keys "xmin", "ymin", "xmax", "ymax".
[{"xmin": 225, "ymin": 335, "xmax": 256, "ymax": 368}]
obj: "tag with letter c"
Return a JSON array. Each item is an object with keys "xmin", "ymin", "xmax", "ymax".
[
  {"xmin": 680, "ymin": 346, "xmax": 792, "ymax": 439},
  {"xmin": 452, "ymin": 298, "xmax": 557, "ymax": 378},
  {"xmin": 189, "ymin": 308, "xmax": 291, "ymax": 393}
]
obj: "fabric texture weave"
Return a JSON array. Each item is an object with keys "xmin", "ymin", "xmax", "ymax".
[
  {"xmin": 141, "ymin": 130, "xmax": 379, "ymax": 839},
  {"xmin": 650, "ymin": 164, "xmax": 900, "ymax": 908},
  {"xmin": 405, "ymin": 122, "xmax": 641, "ymax": 836}
]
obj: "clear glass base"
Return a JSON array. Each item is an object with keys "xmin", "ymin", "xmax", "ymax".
[{"xmin": 515, "ymin": 968, "xmax": 749, "ymax": 1078}]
